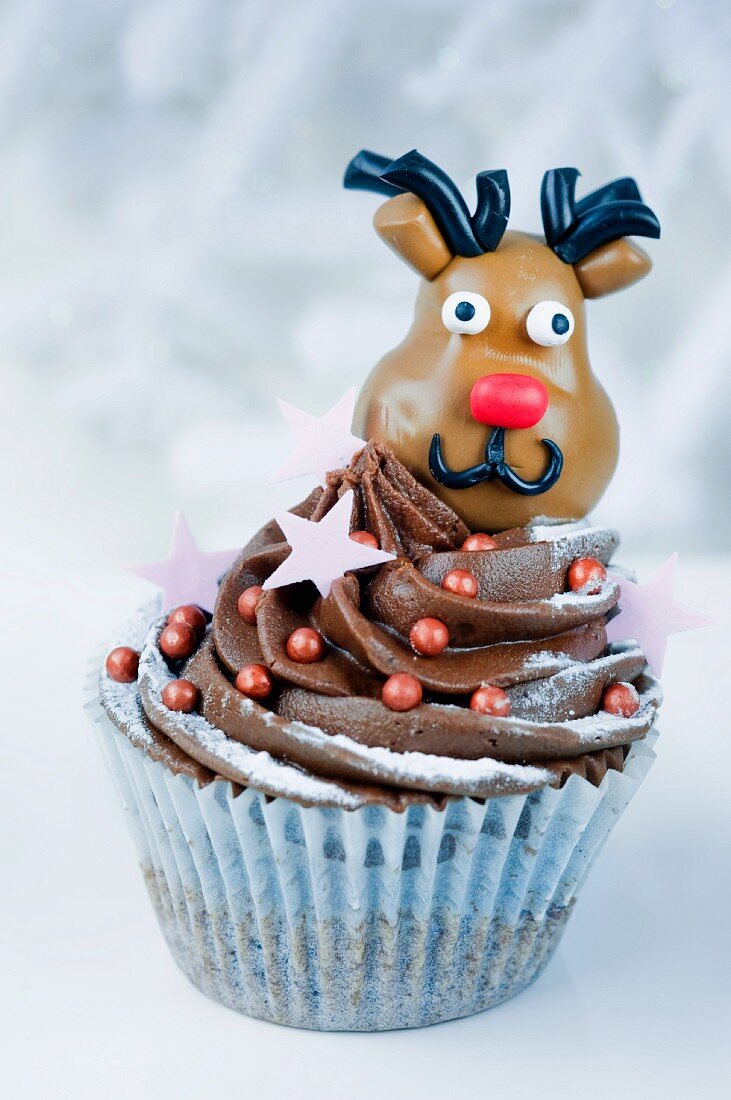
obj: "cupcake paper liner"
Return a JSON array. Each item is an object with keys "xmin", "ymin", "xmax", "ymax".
[{"xmin": 88, "ymin": 690, "xmax": 656, "ymax": 1031}]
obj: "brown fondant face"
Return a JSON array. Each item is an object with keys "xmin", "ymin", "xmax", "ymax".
[{"xmin": 354, "ymin": 228, "xmax": 625, "ymax": 532}]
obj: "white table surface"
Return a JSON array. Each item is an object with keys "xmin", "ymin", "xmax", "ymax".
[{"xmin": 2, "ymin": 549, "xmax": 729, "ymax": 1100}]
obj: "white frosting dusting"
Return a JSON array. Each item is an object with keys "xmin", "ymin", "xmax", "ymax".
[
  {"xmin": 547, "ymin": 579, "xmax": 619, "ymax": 610},
  {"xmin": 99, "ymin": 679, "xmax": 156, "ymax": 750},
  {"xmin": 525, "ymin": 520, "xmax": 590, "ymax": 540},
  {"xmin": 439, "ymin": 669, "xmax": 659, "ymax": 737},
  {"xmin": 96, "ymin": 509, "xmax": 659, "ymax": 808},
  {"xmin": 96, "ymin": 598, "xmax": 163, "ymax": 752},
  {"xmin": 507, "ymin": 647, "xmax": 653, "ymax": 724},
  {"xmin": 101, "ymin": 608, "xmax": 555, "ymax": 805},
  {"xmin": 523, "ymin": 522, "xmax": 621, "ymax": 573},
  {"xmin": 263, "ymin": 719, "xmax": 551, "ymax": 795},
  {"xmin": 545, "ymin": 696, "xmax": 661, "ymax": 743},
  {"xmin": 521, "ymin": 649, "xmax": 574, "ymax": 673},
  {"xmin": 145, "ymin": 625, "xmax": 553, "ymax": 798},
  {"xmin": 100, "ymin": 609, "xmax": 362, "ymax": 807}
]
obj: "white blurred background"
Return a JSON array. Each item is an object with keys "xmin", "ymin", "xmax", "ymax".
[
  {"xmin": 3, "ymin": 0, "xmax": 730, "ymax": 572},
  {"xmin": 2, "ymin": 5, "xmax": 730, "ymax": 1095}
]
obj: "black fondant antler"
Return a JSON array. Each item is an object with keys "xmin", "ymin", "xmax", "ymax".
[
  {"xmin": 343, "ymin": 149, "xmax": 511, "ymax": 256},
  {"xmin": 541, "ymin": 168, "xmax": 661, "ymax": 264},
  {"xmin": 343, "ymin": 150, "xmax": 404, "ymax": 198},
  {"xmin": 473, "ymin": 170, "xmax": 511, "ymax": 252},
  {"xmin": 380, "ymin": 150, "xmax": 482, "ymax": 257}
]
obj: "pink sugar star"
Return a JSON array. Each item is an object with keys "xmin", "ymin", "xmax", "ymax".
[
  {"xmin": 270, "ymin": 388, "xmax": 366, "ymax": 486},
  {"xmin": 606, "ymin": 554, "xmax": 712, "ymax": 676},
  {"xmin": 128, "ymin": 511, "xmax": 239, "ymax": 613},
  {"xmin": 263, "ymin": 490, "xmax": 395, "ymax": 597}
]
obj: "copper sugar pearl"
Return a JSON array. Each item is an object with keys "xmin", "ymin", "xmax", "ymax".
[
  {"xmin": 167, "ymin": 604, "xmax": 207, "ymax": 639},
  {"xmin": 235, "ymin": 663, "xmax": 273, "ymax": 700},
  {"xmin": 441, "ymin": 568, "xmax": 478, "ymax": 598},
  {"xmin": 159, "ymin": 621, "xmax": 198, "ymax": 660},
  {"xmin": 461, "ymin": 533, "xmax": 498, "ymax": 552},
  {"xmin": 237, "ymin": 585, "xmax": 263, "ymax": 625},
  {"xmin": 409, "ymin": 617, "xmax": 449, "ymax": 657},
  {"xmin": 105, "ymin": 646, "xmax": 140, "ymax": 683},
  {"xmin": 161, "ymin": 678, "xmax": 199, "ymax": 713},
  {"xmin": 349, "ymin": 530, "xmax": 379, "ymax": 549},
  {"xmin": 602, "ymin": 682, "xmax": 640, "ymax": 717},
  {"xmin": 470, "ymin": 685, "xmax": 511, "ymax": 717},
  {"xmin": 567, "ymin": 557, "xmax": 607, "ymax": 595},
  {"xmin": 286, "ymin": 627, "xmax": 326, "ymax": 664},
  {"xmin": 382, "ymin": 673, "xmax": 423, "ymax": 711}
]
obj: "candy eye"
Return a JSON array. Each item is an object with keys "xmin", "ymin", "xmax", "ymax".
[
  {"xmin": 526, "ymin": 301, "xmax": 575, "ymax": 346},
  {"xmin": 442, "ymin": 291, "xmax": 491, "ymax": 335}
]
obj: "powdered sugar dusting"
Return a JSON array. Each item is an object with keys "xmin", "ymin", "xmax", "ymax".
[
  {"xmin": 101, "ymin": 606, "xmax": 555, "ymax": 804},
  {"xmin": 508, "ymin": 647, "xmax": 648, "ymax": 722},
  {"xmin": 523, "ymin": 522, "xmax": 621, "ymax": 573},
  {"xmin": 98, "ymin": 582, "xmax": 659, "ymax": 808},
  {"xmin": 552, "ymin": 693, "xmax": 661, "ymax": 742},
  {"xmin": 100, "ymin": 607, "xmax": 362, "ymax": 807},
  {"xmin": 318, "ymin": 733, "xmax": 550, "ymax": 794},
  {"xmin": 140, "ymin": 629, "xmax": 553, "ymax": 799},
  {"xmin": 525, "ymin": 520, "xmax": 590, "ymax": 541},
  {"xmin": 138, "ymin": 629, "xmax": 364, "ymax": 807},
  {"xmin": 547, "ymin": 579, "xmax": 619, "ymax": 610},
  {"xmin": 97, "ymin": 597, "xmax": 163, "ymax": 752},
  {"xmin": 521, "ymin": 649, "xmax": 574, "ymax": 674}
]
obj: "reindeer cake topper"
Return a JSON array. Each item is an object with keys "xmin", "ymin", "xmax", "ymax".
[{"xmin": 345, "ymin": 149, "xmax": 660, "ymax": 532}]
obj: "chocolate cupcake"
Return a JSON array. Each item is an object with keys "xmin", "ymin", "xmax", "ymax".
[{"xmin": 90, "ymin": 150, "xmax": 667, "ymax": 1030}]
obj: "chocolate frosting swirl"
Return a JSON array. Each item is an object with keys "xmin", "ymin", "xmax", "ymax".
[{"xmin": 102, "ymin": 443, "xmax": 661, "ymax": 808}]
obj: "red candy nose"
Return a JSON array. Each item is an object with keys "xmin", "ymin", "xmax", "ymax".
[{"xmin": 469, "ymin": 373, "xmax": 549, "ymax": 430}]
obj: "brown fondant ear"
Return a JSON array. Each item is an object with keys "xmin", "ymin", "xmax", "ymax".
[
  {"xmin": 373, "ymin": 193, "xmax": 452, "ymax": 280},
  {"xmin": 573, "ymin": 238, "xmax": 652, "ymax": 299}
]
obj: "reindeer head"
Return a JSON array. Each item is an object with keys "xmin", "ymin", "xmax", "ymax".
[{"xmin": 345, "ymin": 150, "xmax": 660, "ymax": 532}]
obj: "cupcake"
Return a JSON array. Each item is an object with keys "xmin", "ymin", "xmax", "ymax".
[{"xmin": 91, "ymin": 149, "xmax": 667, "ymax": 1031}]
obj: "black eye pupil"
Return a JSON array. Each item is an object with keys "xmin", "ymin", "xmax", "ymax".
[
  {"xmin": 455, "ymin": 301, "xmax": 476, "ymax": 322},
  {"xmin": 551, "ymin": 313, "xmax": 570, "ymax": 335}
]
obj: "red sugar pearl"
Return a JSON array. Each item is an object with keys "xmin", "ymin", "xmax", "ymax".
[
  {"xmin": 235, "ymin": 663, "xmax": 273, "ymax": 700},
  {"xmin": 602, "ymin": 682, "xmax": 640, "ymax": 717},
  {"xmin": 167, "ymin": 604, "xmax": 206, "ymax": 640},
  {"xmin": 382, "ymin": 673, "xmax": 423, "ymax": 712},
  {"xmin": 159, "ymin": 621, "xmax": 198, "ymax": 661},
  {"xmin": 567, "ymin": 557, "xmax": 607, "ymax": 595},
  {"xmin": 461, "ymin": 533, "xmax": 498, "ymax": 552},
  {"xmin": 286, "ymin": 627, "xmax": 326, "ymax": 664},
  {"xmin": 349, "ymin": 530, "xmax": 379, "ymax": 549},
  {"xmin": 161, "ymin": 678, "xmax": 199, "ymax": 713},
  {"xmin": 470, "ymin": 685, "xmax": 511, "ymax": 717},
  {"xmin": 105, "ymin": 646, "xmax": 140, "ymax": 683},
  {"xmin": 237, "ymin": 585, "xmax": 263, "ymax": 625},
  {"xmin": 441, "ymin": 568, "xmax": 478, "ymax": 598},
  {"xmin": 409, "ymin": 617, "xmax": 450, "ymax": 657}
]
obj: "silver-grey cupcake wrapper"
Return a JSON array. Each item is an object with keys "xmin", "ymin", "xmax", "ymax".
[{"xmin": 89, "ymin": 701, "xmax": 656, "ymax": 1031}]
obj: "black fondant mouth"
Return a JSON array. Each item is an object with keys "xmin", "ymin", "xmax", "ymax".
[{"xmin": 429, "ymin": 427, "xmax": 563, "ymax": 496}]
